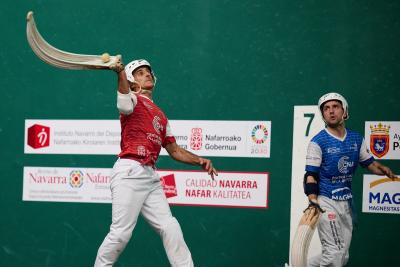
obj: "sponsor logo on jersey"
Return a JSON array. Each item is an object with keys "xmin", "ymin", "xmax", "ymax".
[
  {"xmin": 190, "ymin": 128, "xmax": 203, "ymax": 150},
  {"xmin": 251, "ymin": 124, "xmax": 268, "ymax": 144},
  {"xmin": 146, "ymin": 133, "xmax": 162, "ymax": 145},
  {"xmin": 337, "ymin": 156, "xmax": 354, "ymax": 174},
  {"xmin": 370, "ymin": 123, "xmax": 390, "ymax": 158},
  {"xmin": 69, "ymin": 170, "xmax": 84, "ymax": 188},
  {"xmin": 137, "ymin": 145, "xmax": 146, "ymax": 157},
  {"xmin": 160, "ymin": 174, "xmax": 177, "ymax": 198},
  {"xmin": 327, "ymin": 147, "xmax": 340, "ymax": 154},
  {"xmin": 350, "ymin": 142, "xmax": 358, "ymax": 151},
  {"xmin": 331, "ymin": 187, "xmax": 352, "ymax": 200},
  {"xmin": 152, "ymin": 116, "xmax": 164, "ymax": 134},
  {"xmin": 331, "ymin": 175, "xmax": 352, "ymax": 184},
  {"xmin": 331, "ymin": 194, "xmax": 352, "ymax": 201},
  {"xmin": 27, "ymin": 124, "xmax": 50, "ymax": 149}
]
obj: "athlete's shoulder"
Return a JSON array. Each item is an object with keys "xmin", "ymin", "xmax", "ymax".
[
  {"xmin": 311, "ymin": 129, "xmax": 328, "ymax": 143},
  {"xmin": 346, "ymin": 128, "xmax": 362, "ymax": 136},
  {"xmin": 346, "ymin": 128, "xmax": 364, "ymax": 141},
  {"xmin": 137, "ymin": 94, "xmax": 151, "ymax": 102},
  {"xmin": 137, "ymin": 95, "xmax": 159, "ymax": 108}
]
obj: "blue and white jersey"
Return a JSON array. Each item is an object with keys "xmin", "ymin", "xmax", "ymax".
[{"xmin": 306, "ymin": 128, "xmax": 374, "ymax": 201}]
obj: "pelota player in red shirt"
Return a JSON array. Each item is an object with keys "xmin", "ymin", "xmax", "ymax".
[{"xmin": 94, "ymin": 58, "xmax": 217, "ymax": 267}]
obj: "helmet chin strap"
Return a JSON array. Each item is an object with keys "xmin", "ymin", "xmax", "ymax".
[
  {"xmin": 130, "ymin": 80, "xmax": 154, "ymax": 96},
  {"xmin": 133, "ymin": 85, "xmax": 154, "ymax": 97},
  {"xmin": 339, "ymin": 109, "xmax": 349, "ymax": 125},
  {"xmin": 340, "ymin": 114, "xmax": 346, "ymax": 124},
  {"xmin": 131, "ymin": 81, "xmax": 142, "ymax": 94}
]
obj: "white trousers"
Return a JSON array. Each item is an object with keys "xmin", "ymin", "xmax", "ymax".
[
  {"xmin": 308, "ymin": 196, "xmax": 353, "ymax": 267},
  {"xmin": 95, "ymin": 159, "xmax": 193, "ymax": 267}
]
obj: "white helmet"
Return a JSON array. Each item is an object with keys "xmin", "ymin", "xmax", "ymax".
[
  {"xmin": 318, "ymin": 92, "xmax": 349, "ymax": 121},
  {"xmin": 124, "ymin": 59, "xmax": 156, "ymax": 84}
]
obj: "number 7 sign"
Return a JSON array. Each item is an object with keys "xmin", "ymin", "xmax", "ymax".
[{"xmin": 289, "ymin": 106, "xmax": 324, "ymax": 264}]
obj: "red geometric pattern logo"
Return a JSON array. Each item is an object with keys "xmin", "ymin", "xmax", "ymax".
[
  {"xmin": 69, "ymin": 170, "xmax": 84, "ymax": 188},
  {"xmin": 160, "ymin": 174, "xmax": 177, "ymax": 198},
  {"xmin": 27, "ymin": 124, "xmax": 50, "ymax": 149},
  {"xmin": 190, "ymin": 128, "xmax": 203, "ymax": 150}
]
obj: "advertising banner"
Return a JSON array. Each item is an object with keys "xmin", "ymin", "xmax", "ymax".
[
  {"xmin": 23, "ymin": 167, "xmax": 269, "ymax": 208},
  {"xmin": 25, "ymin": 120, "xmax": 271, "ymax": 158},
  {"xmin": 365, "ymin": 121, "xmax": 400, "ymax": 159},
  {"xmin": 24, "ymin": 120, "xmax": 120, "ymax": 155},
  {"xmin": 362, "ymin": 174, "xmax": 400, "ymax": 214}
]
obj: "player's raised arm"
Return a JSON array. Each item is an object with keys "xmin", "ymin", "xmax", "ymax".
[{"xmin": 110, "ymin": 58, "xmax": 130, "ymax": 94}]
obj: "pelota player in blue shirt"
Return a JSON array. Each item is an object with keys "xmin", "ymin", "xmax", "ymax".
[{"xmin": 304, "ymin": 92, "xmax": 397, "ymax": 267}]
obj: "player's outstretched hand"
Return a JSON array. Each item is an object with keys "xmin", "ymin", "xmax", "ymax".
[
  {"xmin": 381, "ymin": 165, "xmax": 397, "ymax": 179},
  {"xmin": 199, "ymin": 158, "xmax": 218, "ymax": 180}
]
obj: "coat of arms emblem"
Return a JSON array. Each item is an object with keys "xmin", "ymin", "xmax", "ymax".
[{"xmin": 370, "ymin": 123, "xmax": 390, "ymax": 158}]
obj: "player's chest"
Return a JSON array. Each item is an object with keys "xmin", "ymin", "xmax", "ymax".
[
  {"xmin": 136, "ymin": 101, "xmax": 168, "ymax": 133},
  {"xmin": 322, "ymin": 141, "xmax": 359, "ymax": 165}
]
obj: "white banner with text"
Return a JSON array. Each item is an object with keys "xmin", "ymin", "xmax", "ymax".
[
  {"xmin": 362, "ymin": 174, "xmax": 400, "ymax": 214},
  {"xmin": 24, "ymin": 119, "xmax": 271, "ymax": 158},
  {"xmin": 23, "ymin": 166, "xmax": 269, "ymax": 208}
]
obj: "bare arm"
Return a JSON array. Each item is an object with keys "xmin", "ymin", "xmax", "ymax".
[
  {"xmin": 164, "ymin": 142, "xmax": 218, "ymax": 179},
  {"xmin": 117, "ymin": 70, "xmax": 130, "ymax": 94},
  {"xmin": 111, "ymin": 59, "xmax": 130, "ymax": 94},
  {"xmin": 111, "ymin": 60, "xmax": 137, "ymax": 114},
  {"xmin": 367, "ymin": 161, "xmax": 397, "ymax": 178}
]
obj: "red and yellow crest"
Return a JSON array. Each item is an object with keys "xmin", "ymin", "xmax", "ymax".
[{"xmin": 370, "ymin": 123, "xmax": 390, "ymax": 158}]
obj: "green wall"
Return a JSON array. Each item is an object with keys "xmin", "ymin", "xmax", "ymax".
[{"xmin": 0, "ymin": 1, "xmax": 399, "ymax": 266}]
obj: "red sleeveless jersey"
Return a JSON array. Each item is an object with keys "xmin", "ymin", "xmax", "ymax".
[{"xmin": 118, "ymin": 95, "xmax": 176, "ymax": 166}]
